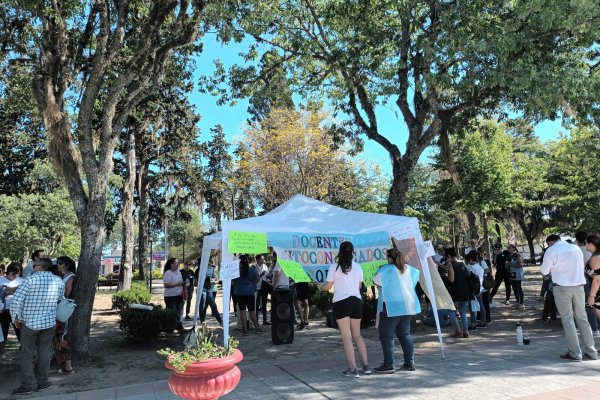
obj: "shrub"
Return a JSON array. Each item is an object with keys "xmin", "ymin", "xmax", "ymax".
[
  {"xmin": 310, "ymin": 290, "xmax": 333, "ymax": 316},
  {"xmin": 111, "ymin": 283, "xmax": 151, "ymax": 311},
  {"xmin": 151, "ymin": 268, "xmax": 163, "ymax": 279},
  {"xmin": 119, "ymin": 306, "xmax": 179, "ymax": 342}
]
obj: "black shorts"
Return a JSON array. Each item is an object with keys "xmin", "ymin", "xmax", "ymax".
[
  {"xmin": 295, "ymin": 283, "xmax": 309, "ymax": 301},
  {"xmin": 236, "ymin": 294, "xmax": 255, "ymax": 312},
  {"xmin": 332, "ymin": 296, "xmax": 362, "ymax": 320}
]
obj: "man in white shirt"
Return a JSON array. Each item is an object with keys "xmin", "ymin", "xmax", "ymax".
[{"xmin": 541, "ymin": 234, "xmax": 597, "ymax": 361}]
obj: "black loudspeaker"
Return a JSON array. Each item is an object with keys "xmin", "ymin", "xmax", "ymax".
[{"xmin": 271, "ymin": 288, "xmax": 294, "ymax": 345}]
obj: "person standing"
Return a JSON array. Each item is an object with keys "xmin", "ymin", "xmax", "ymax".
[
  {"xmin": 162, "ymin": 258, "xmax": 185, "ymax": 334},
  {"xmin": 373, "ymin": 248, "xmax": 420, "ymax": 373},
  {"xmin": 507, "ymin": 244, "xmax": 525, "ymax": 308},
  {"xmin": 541, "ymin": 234, "xmax": 597, "ymax": 361},
  {"xmin": 490, "ymin": 246, "xmax": 511, "ymax": 306},
  {"xmin": 202, "ymin": 263, "xmax": 223, "ymax": 325},
  {"xmin": 53, "ymin": 256, "xmax": 77, "ymax": 374},
  {"xmin": 181, "ymin": 261, "xmax": 195, "ymax": 320},
  {"xmin": 10, "ymin": 258, "xmax": 64, "ymax": 394},
  {"xmin": 233, "ymin": 255, "xmax": 261, "ymax": 335},
  {"xmin": 317, "ymin": 241, "xmax": 371, "ymax": 378},
  {"xmin": 22, "ymin": 250, "xmax": 45, "ymax": 279},
  {"xmin": 445, "ymin": 248, "xmax": 471, "ymax": 338},
  {"xmin": 254, "ymin": 255, "xmax": 271, "ymax": 325},
  {"xmin": 577, "ymin": 231, "xmax": 600, "ymax": 337},
  {"xmin": 465, "ymin": 252, "xmax": 487, "ymax": 329}
]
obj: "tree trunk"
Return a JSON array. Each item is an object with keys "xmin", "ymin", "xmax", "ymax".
[
  {"xmin": 69, "ymin": 204, "xmax": 106, "ymax": 365},
  {"xmin": 119, "ymin": 131, "xmax": 136, "ymax": 290},
  {"xmin": 137, "ymin": 162, "xmax": 150, "ymax": 282},
  {"xmin": 526, "ymin": 237, "xmax": 536, "ymax": 263},
  {"xmin": 386, "ymin": 160, "xmax": 410, "ymax": 215},
  {"xmin": 467, "ymin": 212, "xmax": 478, "ymax": 240},
  {"xmin": 482, "ymin": 214, "xmax": 492, "ymax": 264}
]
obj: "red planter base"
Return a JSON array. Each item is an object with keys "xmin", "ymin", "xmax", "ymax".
[{"xmin": 165, "ymin": 349, "xmax": 243, "ymax": 400}]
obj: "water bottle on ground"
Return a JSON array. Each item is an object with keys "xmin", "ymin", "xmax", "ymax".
[{"xmin": 516, "ymin": 321, "xmax": 524, "ymax": 345}]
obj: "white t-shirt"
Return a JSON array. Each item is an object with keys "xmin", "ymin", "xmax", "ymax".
[
  {"xmin": 0, "ymin": 276, "xmax": 24, "ymax": 308},
  {"xmin": 273, "ymin": 264, "xmax": 289, "ymax": 288},
  {"xmin": 467, "ymin": 262, "xmax": 485, "ymax": 294},
  {"xmin": 255, "ymin": 264, "xmax": 269, "ymax": 290},
  {"xmin": 163, "ymin": 269, "xmax": 183, "ymax": 297},
  {"xmin": 326, "ymin": 261, "xmax": 363, "ymax": 303}
]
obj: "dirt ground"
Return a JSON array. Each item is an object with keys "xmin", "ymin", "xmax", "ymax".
[{"xmin": 0, "ymin": 266, "xmax": 559, "ymax": 399}]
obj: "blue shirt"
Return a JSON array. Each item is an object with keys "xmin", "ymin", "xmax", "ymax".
[
  {"xmin": 233, "ymin": 268, "xmax": 258, "ymax": 295},
  {"xmin": 375, "ymin": 264, "xmax": 420, "ymax": 317}
]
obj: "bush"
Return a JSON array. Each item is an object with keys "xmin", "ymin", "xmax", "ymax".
[
  {"xmin": 119, "ymin": 306, "xmax": 179, "ymax": 342},
  {"xmin": 111, "ymin": 283, "xmax": 151, "ymax": 311},
  {"xmin": 151, "ymin": 268, "xmax": 163, "ymax": 279},
  {"xmin": 310, "ymin": 290, "xmax": 333, "ymax": 316}
]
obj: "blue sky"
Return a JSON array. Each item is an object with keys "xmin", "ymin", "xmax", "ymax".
[{"xmin": 189, "ymin": 35, "xmax": 565, "ymax": 178}]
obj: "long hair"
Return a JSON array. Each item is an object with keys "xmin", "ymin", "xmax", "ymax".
[
  {"xmin": 336, "ymin": 241, "xmax": 354, "ymax": 274},
  {"xmin": 164, "ymin": 257, "xmax": 177, "ymax": 272},
  {"xmin": 57, "ymin": 256, "xmax": 77, "ymax": 274},
  {"xmin": 239, "ymin": 255, "xmax": 250, "ymax": 279},
  {"xmin": 386, "ymin": 248, "xmax": 407, "ymax": 273},
  {"xmin": 586, "ymin": 235, "xmax": 600, "ymax": 256}
]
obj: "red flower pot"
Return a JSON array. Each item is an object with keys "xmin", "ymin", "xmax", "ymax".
[{"xmin": 165, "ymin": 349, "xmax": 243, "ymax": 400}]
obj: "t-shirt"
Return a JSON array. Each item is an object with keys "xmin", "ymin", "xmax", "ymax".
[
  {"xmin": 273, "ymin": 263, "xmax": 289, "ymax": 288},
  {"xmin": 326, "ymin": 261, "xmax": 363, "ymax": 303},
  {"xmin": 163, "ymin": 269, "xmax": 183, "ymax": 297},
  {"xmin": 233, "ymin": 268, "xmax": 258, "ymax": 295},
  {"xmin": 255, "ymin": 264, "xmax": 269, "ymax": 290},
  {"xmin": 0, "ymin": 276, "xmax": 24, "ymax": 308},
  {"xmin": 467, "ymin": 262, "xmax": 485, "ymax": 294}
]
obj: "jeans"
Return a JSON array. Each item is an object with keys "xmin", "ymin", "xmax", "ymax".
[
  {"xmin": 470, "ymin": 294, "xmax": 486, "ymax": 326},
  {"xmin": 378, "ymin": 306, "xmax": 414, "ymax": 367},
  {"xmin": 511, "ymin": 280, "xmax": 524, "ymax": 305},
  {"xmin": 481, "ymin": 291, "xmax": 491, "ymax": 323},
  {"xmin": 20, "ymin": 325, "xmax": 54, "ymax": 389},
  {"xmin": 255, "ymin": 286, "xmax": 270, "ymax": 322},
  {"xmin": 164, "ymin": 295, "xmax": 184, "ymax": 330},
  {"xmin": 202, "ymin": 289, "xmax": 222, "ymax": 324},
  {"xmin": 490, "ymin": 269, "xmax": 511, "ymax": 302},
  {"xmin": 0, "ymin": 310, "xmax": 21, "ymax": 342},
  {"xmin": 184, "ymin": 285, "xmax": 194, "ymax": 316},
  {"xmin": 454, "ymin": 301, "xmax": 469, "ymax": 332},
  {"xmin": 553, "ymin": 285, "xmax": 597, "ymax": 359}
]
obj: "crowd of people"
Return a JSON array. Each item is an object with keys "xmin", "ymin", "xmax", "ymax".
[{"xmin": 0, "ymin": 251, "xmax": 76, "ymax": 395}]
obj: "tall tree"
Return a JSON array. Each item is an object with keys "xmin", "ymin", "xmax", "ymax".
[
  {"xmin": 1, "ymin": 0, "xmax": 220, "ymax": 363},
  {"xmin": 204, "ymin": 125, "xmax": 233, "ymax": 227},
  {"xmin": 214, "ymin": 0, "xmax": 600, "ymax": 214}
]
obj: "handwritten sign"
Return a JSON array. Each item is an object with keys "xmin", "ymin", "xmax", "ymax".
[
  {"xmin": 421, "ymin": 241, "xmax": 436, "ymax": 258},
  {"xmin": 220, "ymin": 260, "xmax": 240, "ymax": 281},
  {"xmin": 228, "ymin": 231, "xmax": 268, "ymax": 254},
  {"xmin": 277, "ymin": 259, "xmax": 312, "ymax": 283},
  {"xmin": 361, "ymin": 259, "xmax": 388, "ymax": 287}
]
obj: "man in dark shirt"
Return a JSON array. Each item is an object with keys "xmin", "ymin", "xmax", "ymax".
[{"xmin": 489, "ymin": 246, "xmax": 512, "ymax": 306}]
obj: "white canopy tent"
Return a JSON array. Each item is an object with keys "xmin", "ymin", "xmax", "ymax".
[{"xmin": 192, "ymin": 194, "xmax": 445, "ymax": 356}]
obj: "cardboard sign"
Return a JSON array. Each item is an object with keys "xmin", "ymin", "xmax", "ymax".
[
  {"xmin": 220, "ymin": 260, "xmax": 240, "ymax": 281},
  {"xmin": 228, "ymin": 231, "xmax": 268, "ymax": 254},
  {"xmin": 277, "ymin": 259, "xmax": 312, "ymax": 283},
  {"xmin": 361, "ymin": 259, "xmax": 388, "ymax": 287},
  {"xmin": 421, "ymin": 241, "xmax": 436, "ymax": 258}
]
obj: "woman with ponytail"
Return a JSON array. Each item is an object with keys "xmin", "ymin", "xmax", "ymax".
[
  {"xmin": 372, "ymin": 248, "xmax": 420, "ymax": 373},
  {"xmin": 317, "ymin": 241, "xmax": 371, "ymax": 378}
]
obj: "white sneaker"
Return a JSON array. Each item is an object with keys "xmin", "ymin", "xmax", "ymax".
[{"xmin": 594, "ymin": 330, "xmax": 600, "ymax": 339}]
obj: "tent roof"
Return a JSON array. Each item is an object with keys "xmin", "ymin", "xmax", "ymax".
[{"xmin": 222, "ymin": 194, "xmax": 418, "ymax": 235}]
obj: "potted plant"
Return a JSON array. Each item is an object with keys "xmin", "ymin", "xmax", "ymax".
[{"xmin": 158, "ymin": 324, "xmax": 242, "ymax": 400}]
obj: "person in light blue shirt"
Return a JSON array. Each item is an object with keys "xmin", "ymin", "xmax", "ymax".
[{"xmin": 372, "ymin": 248, "xmax": 420, "ymax": 373}]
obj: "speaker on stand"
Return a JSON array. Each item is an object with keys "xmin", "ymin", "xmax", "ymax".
[{"xmin": 271, "ymin": 288, "xmax": 294, "ymax": 344}]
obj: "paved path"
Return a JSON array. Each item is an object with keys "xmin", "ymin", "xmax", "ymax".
[{"xmin": 5, "ymin": 271, "xmax": 600, "ymax": 399}]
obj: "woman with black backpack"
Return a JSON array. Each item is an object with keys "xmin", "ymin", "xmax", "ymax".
[{"xmin": 445, "ymin": 248, "xmax": 472, "ymax": 338}]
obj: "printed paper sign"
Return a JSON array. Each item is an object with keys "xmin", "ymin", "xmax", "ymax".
[
  {"xmin": 277, "ymin": 259, "xmax": 312, "ymax": 283},
  {"xmin": 220, "ymin": 260, "xmax": 240, "ymax": 281},
  {"xmin": 421, "ymin": 241, "xmax": 436, "ymax": 258},
  {"xmin": 228, "ymin": 231, "xmax": 268, "ymax": 254},
  {"xmin": 361, "ymin": 259, "xmax": 388, "ymax": 287}
]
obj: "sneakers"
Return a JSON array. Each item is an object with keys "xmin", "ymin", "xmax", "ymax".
[
  {"xmin": 184, "ymin": 315, "xmax": 192, "ymax": 320},
  {"xmin": 360, "ymin": 365, "xmax": 372, "ymax": 375},
  {"xmin": 341, "ymin": 368, "xmax": 360, "ymax": 378},
  {"xmin": 462, "ymin": 332, "xmax": 470, "ymax": 338},
  {"xmin": 263, "ymin": 321, "xmax": 271, "ymax": 325},
  {"xmin": 476, "ymin": 323, "xmax": 487, "ymax": 328},
  {"xmin": 374, "ymin": 364, "xmax": 395, "ymax": 374},
  {"xmin": 36, "ymin": 382, "xmax": 52, "ymax": 392},
  {"xmin": 560, "ymin": 353, "xmax": 582, "ymax": 362},
  {"xmin": 504, "ymin": 300, "xmax": 510, "ymax": 305},
  {"xmin": 12, "ymin": 386, "xmax": 33, "ymax": 395},
  {"xmin": 583, "ymin": 353, "xmax": 598, "ymax": 361},
  {"xmin": 402, "ymin": 363, "xmax": 416, "ymax": 371},
  {"xmin": 452, "ymin": 331, "xmax": 463, "ymax": 338}
]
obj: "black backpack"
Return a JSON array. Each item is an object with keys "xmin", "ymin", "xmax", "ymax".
[{"xmin": 468, "ymin": 270, "xmax": 481, "ymax": 297}]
